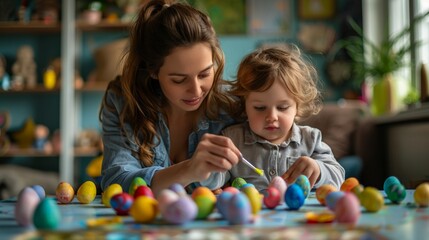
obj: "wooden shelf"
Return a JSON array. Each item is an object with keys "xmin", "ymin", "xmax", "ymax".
[
  {"xmin": 0, "ymin": 146, "xmax": 100, "ymax": 158},
  {"xmin": 0, "ymin": 85, "xmax": 60, "ymax": 94},
  {"xmin": 0, "ymin": 20, "xmax": 130, "ymax": 33}
]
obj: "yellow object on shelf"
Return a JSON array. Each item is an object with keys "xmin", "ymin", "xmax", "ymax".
[
  {"xmin": 86, "ymin": 155, "xmax": 103, "ymax": 178},
  {"xmin": 43, "ymin": 67, "xmax": 56, "ymax": 89}
]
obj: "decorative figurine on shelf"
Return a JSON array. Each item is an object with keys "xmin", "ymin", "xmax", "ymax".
[
  {"xmin": 12, "ymin": 45, "xmax": 37, "ymax": 90},
  {"xmin": 0, "ymin": 55, "xmax": 11, "ymax": 91},
  {"xmin": 33, "ymin": 124, "xmax": 53, "ymax": 153},
  {"xmin": 0, "ymin": 112, "xmax": 11, "ymax": 156}
]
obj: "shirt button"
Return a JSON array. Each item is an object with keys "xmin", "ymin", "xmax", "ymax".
[{"xmin": 269, "ymin": 170, "xmax": 276, "ymax": 176}]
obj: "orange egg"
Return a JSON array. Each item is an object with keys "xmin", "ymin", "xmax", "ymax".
[
  {"xmin": 191, "ymin": 186, "xmax": 216, "ymax": 202},
  {"xmin": 316, "ymin": 184, "xmax": 337, "ymax": 205},
  {"xmin": 56, "ymin": 182, "xmax": 75, "ymax": 204},
  {"xmin": 414, "ymin": 182, "xmax": 429, "ymax": 207},
  {"xmin": 341, "ymin": 177, "xmax": 360, "ymax": 192}
]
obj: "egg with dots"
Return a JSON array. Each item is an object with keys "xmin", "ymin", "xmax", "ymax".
[
  {"xmin": 130, "ymin": 196, "xmax": 158, "ymax": 223},
  {"xmin": 268, "ymin": 176, "xmax": 287, "ymax": 203},
  {"xmin": 128, "ymin": 177, "xmax": 147, "ymax": 196},
  {"xmin": 360, "ymin": 186, "xmax": 384, "ymax": 212},
  {"xmin": 285, "ymin": 184, "xmax": 305, "ymax": 210},
  {"xmin": 325, "ymin": 191, "xmax": 345, "ymax": 211},
  {"xmin": 335, "ymin": 192, "xmax": 361, "ymax": 225},
  {"xmin": 191, "ymin": 186, "xmax": 217, "ymax": 219},
  {"xmin": 294, "ymin": 175, "xmax": 310, "ymax": 198},
  {"xmin": 77, "ymin": 181, "xmax": 97, "ymax": 204},
  {"xmin": 110, "ymin": 192, "xmax": 134, "ymax": 216},
  {"xmin": 56, "ymin": 182, "xmax": 75, "ymax": 204},
  {"xmin": 316, "ymin": 184, "xmax": 337, "ymax": 206},
  {"xmin": 15, "ymin": 187, "xmax": 40, "ymax": 227},
  {"xmin": 414, "ymin": 182, "xmax": 429, "ymax": 207},
  {"xmin": 102, "ymin": 183, "xmax": 123, "ymax": 207},
  {"xmin": 226, "ymin": 192, "xmax": 252, "ymax": 225},
  {"xmin": 340, "ymin": 177, "xmax": 360, "ymax": 192},
  {"xmin": 133, "ymin": 185, "xmax": 154, "ymax": 199},
  {"xmin": 33, "ymin": 198, "xmax": 61, "ymax": 230},
  {"xmin": 263, "ymin": 186, "xmax": 281, "ymax": 209},
  {"xmin": 241, "ymin": 185, "xmax": 262, "ymax": 214}
]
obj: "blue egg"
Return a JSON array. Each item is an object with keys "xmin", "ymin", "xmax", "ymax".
[
  {"xmin": 383, "ymin": 176, "xmax": 401, "ymax": 194},
  {"xmin": 240, "ymin": 183, "xmax": 255, "ymax": 190},
  {"xmin": 285, "ymin": 184, "xmax": 305, "ymax": 210},
  {"xmin": 227, "ymin": 192, "xmax": 252, "ymax": 225},
  {"xmin": 33, "ymin": 198, "xmax": 61, "ymax": 230},
  {"xmin": 216, "ymin": 191, "xmax": 234, "ymax": 219},
  {"xmin": 31, "ymin": 185, "xmax": 46, "ymax": 200},
  {"xmin": 386, "ymin": 183, "xmax": 406, "ymax": 204},
  {"xmin": 295, "ymin": 175, "xmax": 311, "ymax": 198},
  {"xmin": 325, "ymin": 191, "xmax": 345, "ymax": 211}
]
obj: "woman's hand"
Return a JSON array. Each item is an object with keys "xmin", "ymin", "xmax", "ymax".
[
  {"xmin": 187, "ymin": 133, "xmax": 240, "ymax": 182},
  {"xmin": 281, "ymin": 156, "xmax": 321, "ymax": 188}
]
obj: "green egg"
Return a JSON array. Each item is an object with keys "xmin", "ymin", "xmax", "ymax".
[
  {"xmin": 194, "ymin": 195, "xmax": 215, "ymax": 219},
  {"xmin": 232, "ymin": 178, "xmax": 247, "ymax": 189},
  {"xmin": 33, "ymin": 198, "xmax": 61, "ymax": 230},
  {"xmin": 128, "ymin": 177, "xmax": 147, "ymax": 196}
]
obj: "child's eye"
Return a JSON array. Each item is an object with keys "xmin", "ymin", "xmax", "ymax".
[
  {"xmin": 254, "ymin": 106, "xmax": 266, "ymax": 111},
  {"xmin": 278, "ymin": 106, "xmax": 289, "ymax": 111}
]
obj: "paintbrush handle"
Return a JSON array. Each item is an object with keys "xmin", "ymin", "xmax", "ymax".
[{"xmin": 240, "ymin": 156, "xmax": 257, "ymax": 170}]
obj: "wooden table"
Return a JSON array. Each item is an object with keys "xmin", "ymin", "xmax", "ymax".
[{"xmin": 0, "ymin": 190, "xmax": 428, "ymax": 239}]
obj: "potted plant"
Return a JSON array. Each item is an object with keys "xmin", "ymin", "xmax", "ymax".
[{"xmin": 331, "ymin": 11, "xmax": 429, "ymax": 116}]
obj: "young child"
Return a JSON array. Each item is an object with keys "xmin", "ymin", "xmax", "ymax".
[{"xmin": 207, "ymin": 46, "xmax": 345, "ymax": 192}]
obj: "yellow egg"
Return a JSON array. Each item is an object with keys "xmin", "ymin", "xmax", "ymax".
[
  {"xmin": 414, "ymin": 182, "xmax": 429, "ymax": 207},
  {"xmin": 360, "ymin": 186, "xmax": 384, "ymax": 212},
  {"xmin": 102, "ymin": 183, "xmax": 123, "ymax": 207},
  {"xmin": 56, "ymin": 182, "xmax": 75, "ymax": 204},
  {"xmin": 130, "ymin": 196, "xmax": 159, "ymax": 223},
  {"xmin": 316, "ymin": 184, "xmax": 337, "ymax": 205},
  {"xmin": 241, "ymin": 185, "xmax": 262, "ymax": 215},
  {"xmin": 77, "ymin": 181, "xmax": 97, "ymax": 204}
]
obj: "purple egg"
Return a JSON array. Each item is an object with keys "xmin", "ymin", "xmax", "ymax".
[
  {"xmin": 110, "ymin": 193, "xmax": 134, "ymax": 216},
  {"xmin": 216, "ymin": 191, "xmax": 234, "ymax": 219},
  {"xmin": 325, "ymin": 191, "xmax": 346, "ymax": 211},
  {"xmin": 285, "ymin": 184, "xmax": 305, "ymax": 210},
  {"xmin": 226, "ymin": 192, "xmax": 252, "ymax": 225},
  {"xmin": 162, "ymin": 196, "xmax": 197, "ymax": 224},
  {"xmin": 169, "ymin": 183, "xmax": 187, "ymax": 197},
  {"xmin": 31, "ymin": 185, "xmax": 46, "ymax": 200}
]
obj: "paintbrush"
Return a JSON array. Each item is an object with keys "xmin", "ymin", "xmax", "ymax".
[{"xmin": 240, "ymin": 155, "xmax": 264, "ymax": 176}]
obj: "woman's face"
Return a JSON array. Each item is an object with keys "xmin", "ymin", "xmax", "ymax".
[
  {"xmin": 157, "ymin": 43, "xmax": 214, "ymax": 114},
  {"xmin": 245, "ymin": 80, "xmax": 297, "ymax": 144}
]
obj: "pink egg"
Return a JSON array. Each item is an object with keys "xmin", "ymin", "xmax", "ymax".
[
  {"xmin": 156, "ymin": 189, "xmax": 179, "ymax": 213},
  {"xmin": 110, "ymin": 192, "xmax": 134, "ymax": 215},
  {"xmin": 133, "ymin": 185, "xmax": 154, "ymax": 199},
  {"xmin": 263, "ymin": 187, "xmax": 281, "ymax": 209},
  {"xmin": 15, "ymin": 187, "xmax": 41, "ymax": 226},
  {"xmin": 268, "ymin": 176, "xmax": 287, "ymax": 203},
  {"xmin": 335, "ymin": 192, "xmax": 361, "ymax": 225},
  {"xmin": 162, "ymin": 196, "xmax": 197, "ymax": 224},
  {"xmin": 223, "ymin": 186, "xmax": 240, "ymax": 194}
]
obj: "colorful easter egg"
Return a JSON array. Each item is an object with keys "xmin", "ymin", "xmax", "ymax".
[
  {"xmin": 128, "ymin": 177, "xmax": 147, "ymax": 196},
  {"xmin": 134, "ymin": 185, "xmax": 154, "ymax": 199},
  {"xmin": 360, "ymin": 187, "xmax": 384, "ymax": 212},
  {"xmin": 351, "ymin": 184, "xmax": 364, "ymax": 198},
  {"xmin": 231, "ymin": 177, "xmax": 247, "ymax": 189},
  {"xmin": 263, "ymin": 186, "xmax": 281, "ymax": 209},
  {"xmin": 31, "ymin": 185, "xmax": 46, "ymax": 200},
  {"xmin": 130, "ymin": 196, "xmax": 158, "ymax": 223},
  {"xmin": 268, "ymin": 176, "xmax": 287, "ymax": 203},
  {"xmin": 383, "ymin": 176, "xmax": 401, "ymax": 193},
  {"xmin": 340, "ymin": 177, "xmax": 360, "ymax": 192},
  {"xmin": 325, "ymin": 191, "xmax": 345, "ymax": 211},
  {"xmin": 162, "ymin": 196, "xmax": 197, "ymax": 224},
  {"xmin": 169, "ymin": 183, "xmax": 187, "ymax": 197},
  {"xmin": 156, "ymin": 189, "xmax": 179, "ymax": 213},
  {"xmin": 226, "ymin": 192, "xmax": 252, "ymax": 225},
  {"xmin": 241, "ymin": 185, "xmax": 262, "ymax": 214},
  {"xmin": 15, "ymin": 187, "xmax": 40, "ymax": 226},
  {"xmin": 316, "ymin": 184, "xmax": 337, "ymax": 206},
  {"xmin": 102, "ymin": 183, "xmax": 123, "ymax": 207},
  {"xmin": 335, "ymin": 192, "xmax": 361, "ymax": 224},
  {"xmin": 110, "ymin": 192, "xmax": 134, "ymax": 215},
  {"xmin": 414, "ymin": 182, "xmax": 429, "ymax": 207},
  {"xmin": 295, "ymin": 175, "xmax": 310, "ymax": 198},
  {"xmin": 56, "ymin": 182, "xmax": 75, "ymax": 204},
  {"xmin": 216, "ymin": 191, "xmax": 234, "ymax": 219},
  {"xmin": 33, "ymin": 198, "xmax": 61, "ymax": 230},
  {"xmin": 386, "ymin": 183, "xmax": 406, "ymax": 204},
  {"xmin": 194, "ymin": 195, "xmax": 216, "ymax": 219},
  {"xmin": 77, "ymin": 181, "xmax": 97, "ymax": 204},
  {"xmin": 285, "ymin": 184, "xmax": 305, "ymax": 210},
  {"xmin": 192, "ymin": 186, "xmax": 216, "ymax": 202},
  {"xmin": 223, "ymin": 186, "xmax": 240, "ymax": 194}
]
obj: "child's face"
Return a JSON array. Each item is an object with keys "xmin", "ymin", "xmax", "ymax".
[
  {"xmin": 245, "ymin": 80, "xmax": 297, "ymax": 144},
  {"xmin": 157, "ymin": 42, "xmax": 214, "ymax": 113}
]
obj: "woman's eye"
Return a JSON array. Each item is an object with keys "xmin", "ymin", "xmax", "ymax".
[
  {"xmin": 198, "ymin": 72, "xmax": 211, "ymax": 79},
  {"xmin": 172, "ymin": 78, "xmax": 185, "ymax": 84}
]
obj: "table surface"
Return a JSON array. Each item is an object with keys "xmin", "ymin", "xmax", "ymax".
[{"xmin": 0, "ymin": 190, "xmax": 428, "ymax": 239}]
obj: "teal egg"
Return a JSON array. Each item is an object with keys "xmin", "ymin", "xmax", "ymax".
[
  {"xmin": 33, "ymin": 198, "xmax": 61, "ymax": 230},
  {"xmin": 386, "ymin": 183, "xmax": 406, "ymax": 204},
  {"xmin": 128, "ymin": 177, "xmax": 147, "ymax": 196},
  {"xmin": 231, "ymin": 178, "xmax": 247, "ymax": 189},
  {"xmin": 384, "ymin": 176, "xmax": 401, "ymax": 194},
  {"xmin": 295, "ymin": 175, "xmax": 311, "ymax": 198}
]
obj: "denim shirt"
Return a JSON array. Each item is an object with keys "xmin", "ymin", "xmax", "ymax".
[
  {"xmin": 205, "ymin": 122, "xmax": 345, "ymax": 192},
  {"xmin": 100, "ymin": 89, "xmax": 235, "ymax": 192}
]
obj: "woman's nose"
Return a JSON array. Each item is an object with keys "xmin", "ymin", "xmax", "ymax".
[{"xmin": 187, "ymin": 77, "xmax": 201, "ymax": 94}]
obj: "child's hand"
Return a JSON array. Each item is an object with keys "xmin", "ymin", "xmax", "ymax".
[
  {"xmin": 281, "ymin": 156, "xmax": 320, "ymax": 188},
  {"xmin": 188, "ymin": 133, "xmax": 240, "ymax": 182}
]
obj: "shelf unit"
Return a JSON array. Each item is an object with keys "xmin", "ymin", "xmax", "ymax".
[{"xmin": 0, "ymin": 0, "xmax": 130, "ymax": 185}]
